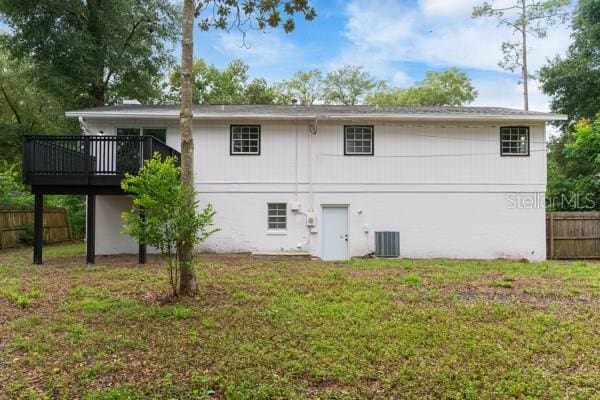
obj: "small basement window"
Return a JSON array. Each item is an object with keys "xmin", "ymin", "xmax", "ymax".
[
  {"xmin": 501, "ymin": 127, "xmax": 529, "ymax": 156},
  {"xmin": 231, "ymin": 125, "xmax": 260, "ymax": 155},
  {"xmin": 344, "ymin": 125, "xmax": 374, "ymax": 155},
  {"xmin": 267, "ymin": 203, "xmax": 287, "ymax": 230}
]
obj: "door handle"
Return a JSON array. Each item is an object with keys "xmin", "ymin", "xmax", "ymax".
[{"xmin": 344, "ymin": 234, "xmax": 348, "ymax": 241}]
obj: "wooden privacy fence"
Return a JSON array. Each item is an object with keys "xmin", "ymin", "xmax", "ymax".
[
  {"xmin": 547, "ymin": 212, "xmax": 600, "ymax": 259},
  {"xmin": 0, "ymin": 206, "xmax": 71, "ymax": 249}
]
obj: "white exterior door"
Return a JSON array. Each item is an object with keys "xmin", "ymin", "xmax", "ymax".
[{"xmin": 322, "ymin": 206, "xmax": 349, "ymax": 260}]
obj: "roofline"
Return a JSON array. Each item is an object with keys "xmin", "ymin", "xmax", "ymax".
[{"xmin": 65, "ymin": 110, "xmax": 568, "ymax": 122}]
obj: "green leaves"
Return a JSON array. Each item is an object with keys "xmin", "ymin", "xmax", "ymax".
[
  {"xmin": 540, "ymin": 0, "xmax": 600, "ymax": 126},
  {"xmin": 323, "ymin": 65, "xmax": 383, "ymax": 106},
  {"xmin": 121, "ymin": 153, "xmax": 217, "ymax": 268},
  {"xmin": 0, "ymin": 0, "xmax": 180, "ymax": 107},
  {"xmin": 169, "ymin": 59, "xmax": 280, "ymax": 104},
  {"xmin": 275, "ymin": 69, "xmax": 323, "ymax": 105},
  {"xmin": 365, "ymin": 68, "xmax": 478, "ymax": 107},
  {"xmin": 547, "ymin": 116, "xmax": 600, "ymax": 210},
  {"xmin": 195, "ymin": 0, "xmax": 316, "ymax": 34}
]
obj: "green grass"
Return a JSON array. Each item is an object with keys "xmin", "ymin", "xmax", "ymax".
[{"xmin": 1, "ymin": 243, "xmax": 599, "ymax": 399}]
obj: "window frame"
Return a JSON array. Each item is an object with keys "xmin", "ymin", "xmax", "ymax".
[
  {"xmin": 230, "ymin": 124, "xmax": 261, "ymax": 156},
  {"xmin": 142, "ymin": 127, "xmax": 168, "ymax": 143},
  {"xmin": 267, "ymin": 202, "xmax": 287, "ymax": 231},
  {"xmin": 115, "ymin": 127, "xmax": 141, "ymax": 136},
  {"xmin": 500, "ymin": 126, "xmax": 530, "ymax": 157},
  {"xmin": 114, "ymin": 127, "xmax": 167, "ymax": 141},
  {"xmin": 344, "ymin": 125, "xmax": 375, "ymax": 156}
]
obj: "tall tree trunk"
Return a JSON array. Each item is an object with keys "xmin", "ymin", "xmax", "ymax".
[
  {"xmin": 178, "ymin": 0, "xmax": 198, "ymax": 294},
  {"xmin": 521, "ymin": 0, "xmax": 529, "ymax": 111},
  {"xmin": 86, "ymin": 0, "xmax": 107, "ymax": 106}
]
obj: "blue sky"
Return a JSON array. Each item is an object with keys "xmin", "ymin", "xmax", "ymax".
[{"xmin": 187, "ymin": 0, "xmax": 573, "ymax": 111}]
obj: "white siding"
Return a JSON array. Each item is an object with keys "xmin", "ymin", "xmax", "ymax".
[{"xmin": 88, "ymin": 117, "xmax": 547, "ymax": 260}]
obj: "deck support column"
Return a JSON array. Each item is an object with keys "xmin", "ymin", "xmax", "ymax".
[
  {"xmin": 33, "ymin": 193, "xmax": 43, "ymax": 265},
  {"xmin": 139, "ymin": 209, "xmax": 147, "ymax": 264},
  {"xmin": 139, "ymin": 243, "xmax": 147, "ymax": 264},
  {"xmin": 86, "ymin": 194, "xmax": 95, "ymax": 264}
]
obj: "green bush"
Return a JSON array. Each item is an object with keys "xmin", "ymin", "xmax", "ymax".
[{"xmin": 19, "ymin": 223, "xmax": 34, "ymax": 245}]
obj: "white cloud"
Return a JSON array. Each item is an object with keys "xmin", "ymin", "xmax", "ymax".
[
  {"xmin": 419, "ymin": 0, "xmax": 480, "ymax": 19},
  {"xmin": 344, "ymin": 0, "xmax": 416, "ymax": 48},
  {"xmin": 331, "ymin": 0, "xmax": 572, "ymax": 110},
  {"xmin": 392, "ymin": 71, "xmax": 412, "ymax": 86},
  {"xmin": 214, "ymin": 31, "xmax": 300, "ymax": 67},
  {"xmin": 342, "ymin": 0, "xmax": 570, "ymax": 73}
]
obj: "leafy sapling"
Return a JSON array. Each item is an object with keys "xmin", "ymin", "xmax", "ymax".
[{"xmin": 121, "ymin": 154, "xmax": 217, "ymax": 296}]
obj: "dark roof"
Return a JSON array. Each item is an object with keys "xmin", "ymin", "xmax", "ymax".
[{"xmin": 65, "ymin": 104, "xmax": 567, "ymax": 120}]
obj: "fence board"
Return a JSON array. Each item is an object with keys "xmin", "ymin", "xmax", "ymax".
[
  {"xmin": 0, "ymin": 206, "xmax": 71, "ymax": 249},
  {"xmin": 546, "ymin": 212, "xmax": 600, "ymax": 259}
]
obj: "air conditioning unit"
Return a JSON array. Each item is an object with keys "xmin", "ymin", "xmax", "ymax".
[{"xmin": 375, "ymin": 231, "xmax": 400, "ymax": 258}]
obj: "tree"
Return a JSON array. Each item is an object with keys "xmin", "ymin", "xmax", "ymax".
[
  {"xmin": 540, "ymin": 0, "xmax": 600, "ymax": 126},
  {"xmin": 178, "ymin": 0, "xmax": 315, "ymax": 294},
  {"xmin": 0, "ymin": 41, "xmax": 76, "ymax": 164},
  {"xmin": 276, "ymin": 69, "xmax": 323, "ymax": 105},
  {"xmin": 323, "ymin": 65, "xmax": 382, "ymax": 105},
  {"xmin": 365, "ymin": 68, "xmax": 478, "ymax": 106},
  {"xmin": 546, "ymin": 116, "xmax": 600, "ymax": 211},
  {"xmin": 121, "ymin": 154, "xmax": 217, "ymax": 296},
  {"xmin": 0, "ymin": 0, "xmax": 180, "ymax": 107},
  {"xmin": 169, "ymin": 59, "xmax": 279, "ymax": 104},
  {"xmin": 472, "ymin": 0, "xmax": 571, "ymax": 110}
]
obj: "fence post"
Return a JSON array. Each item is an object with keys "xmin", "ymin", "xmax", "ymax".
[
  {"xmin": 549, "ymin": 213, "xmax": 554, "ymax": 259},
  {"xmin": 33, "ymin": 194, "xmax": 43, "ymax": 265}
]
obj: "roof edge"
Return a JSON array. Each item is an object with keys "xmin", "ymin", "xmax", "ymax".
[{"xmin": 65, "ymin": 110, "xmax": 568, "ymax": 122}]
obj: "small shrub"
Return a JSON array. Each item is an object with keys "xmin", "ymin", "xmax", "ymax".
[
  {"xmin": 150, "ymin": 304, "xmax": 196, "ymax": 320},
  {"xmin": 232, "ymin": 290, "xmax": 248, "ymax": 300},
  {"xmin": 2, "ymin": 288, "xmax": 40, "ymax": 308},
  {"xmin": 202, "ymin": 317, "xmax": 215, "ymax": 328},
  {"xmin": 404, "ymin": 275, "xmax": 421, "ymax": 286},
  {"xmin": 121, "ymin": 154, "xmax": 218, "ymax": 296},
  {"xmin": 489, "ymin": 280, "xmax": 513, "ymax": 288},
  {"xmin": 19, "ymin": 223, "xmax": 34, "ymax": 245}
]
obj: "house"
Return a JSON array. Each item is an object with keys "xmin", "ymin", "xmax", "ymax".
[{"xmin": 23, "ymin": 105, "xmax": 567, "ymax": 263}]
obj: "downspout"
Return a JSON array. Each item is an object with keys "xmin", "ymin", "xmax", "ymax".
[
  {"xmin": 295, "ymin": 119, "xmax": 299, "ymax": 201},
  {"xmin": 78, "ymin": 116, "xmax": 91, "ymax": 135},
  {"xmin": 308, "ymin": 117, "xmax": 318, "ymax": 212},
  {"xmin": 308, "ymin": 124, "xmax": 313, "ymax": 211}
]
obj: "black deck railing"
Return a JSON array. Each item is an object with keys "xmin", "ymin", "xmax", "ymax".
[{"xmin": 23, "ymin": 135, "xmax": 180, "ymax": 187}]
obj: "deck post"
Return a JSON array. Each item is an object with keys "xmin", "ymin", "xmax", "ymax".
[
  {"xmin": 33, "ymin": 193, "xmax": 43, "ymax": 265},
  {"xmin": 139, "ymin": 243, "xmax": 147, "ymax": 264},
  {"xmin": 86, "ymin": 194, "xmax": 95, "ymax": 264},
  {"xmin": 139, "ymin": 209, "xmax": 147, "ymax": 264}
]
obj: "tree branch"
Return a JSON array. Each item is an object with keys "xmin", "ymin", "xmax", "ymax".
[
  {"xmin": 104, "ymin": 15, "xmax": 156, "ymax": 88},
  {"xmin": 490, "ymin": 5, "xmax": 521, "ymax": 12},
  {"xmin": 0, "ymin": 85, "xmax": 22, "ymax": 125},
  {"xmin": 62, "ymin": 6, "xmax": 88, "ymax": 22},
  {"xmin": 499, "ymin": 18, "xmax": 524, "ymax": 32}
]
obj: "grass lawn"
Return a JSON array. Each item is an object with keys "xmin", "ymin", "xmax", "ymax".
[{"xmin": 1, "ymin": 243, "xmax": 599, "ymax": 399}]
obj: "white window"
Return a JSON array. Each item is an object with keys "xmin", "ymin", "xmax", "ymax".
[
  {"xmin": 231, "ymin": 125, "xmax": 260, "ymax": 155},
  {"xmin": 501, "ymin": 127, "xmax": 529, "ymax": 156},
  {"xmin": 267, "ymin": 203, "xmax": 287, "ymax": 230},
  {"xmin": 344, "ymin": 125, "xmax": 374, "ymax": 155}
]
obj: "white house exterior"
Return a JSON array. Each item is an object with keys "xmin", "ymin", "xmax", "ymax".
[{"xmin": 65, "ymin": 105, "xmax": 566, "ymax": 261}]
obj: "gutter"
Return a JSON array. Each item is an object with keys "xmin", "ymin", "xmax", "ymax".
[{"xmin": 65, "ymin": 111, "xmax": 569, "ymax": 122}]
